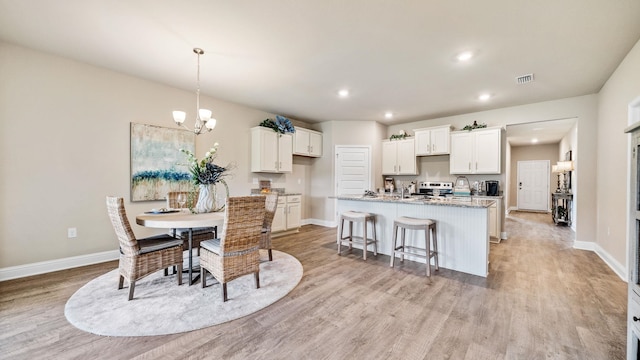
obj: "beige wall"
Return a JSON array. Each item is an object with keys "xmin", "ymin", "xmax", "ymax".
[
  {"xmin": 0, "ymin": 42, "xmax": 311, "ymax": 268},
  {"xmin": 508, "ymin": 144, "xmax": 560, "ymax": 209},
  {"xmin": 597, "ymin": 38, "xmax": 640, "ymax": 268},
  {"xmin": 310, "ymin": 120, "xmax": 386, "ymax": 224}
]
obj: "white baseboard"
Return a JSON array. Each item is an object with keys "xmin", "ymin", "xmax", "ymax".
[
  {"xmin": 574, "ymin": 241, "xmax": 627, "ymax": 282},
  {"xmin": 0, "ymin": 250, "xmax": 119, "ymax": 282},
  {"xmin": 573, "ymin": 240, "xmax": 596, "ymax": 251},
  {"xmin": 303, "ymin": 218, "xmax": 337, "ymax": 228},
  {"xmin": 594, "ymin": 244, "xmax": 627, "ymax": 282}
]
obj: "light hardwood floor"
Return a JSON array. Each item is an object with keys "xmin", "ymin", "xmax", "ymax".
[{"xmin": 0, "ymin": 211, "xmax": 627, "ymax": 359}]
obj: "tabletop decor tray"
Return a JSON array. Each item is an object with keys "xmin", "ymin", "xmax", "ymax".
[{"xmin": 144, "ymin": 209, "xmax": 180, "ymax": 214}]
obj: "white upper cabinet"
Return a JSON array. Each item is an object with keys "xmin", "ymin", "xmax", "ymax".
[
  {"xmin": 251, "ymin": 126, "xmax": 293, "ymax": 173},
  {"xmin": 450, "ymin": 127, "xmax": 502, "ymax": 174},
  {"xmin": 293, "ymin": 127, "xmax": 322, "ymax": 157},
  {"xmin": 414, "ymin": 125, "xmax": 451, "ymax": 156},
  {"xmin": 382, "ymin": 138, "xmax": 417, "ymax": 175}
]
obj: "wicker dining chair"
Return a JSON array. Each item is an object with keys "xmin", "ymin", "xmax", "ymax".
[
  {"xmin": 200, "ymin": 196, "xmax": 266, "ymax": 302},
  {"xmin": 106, "ymin": 196, "xmax": 184, "ymax": 300},
  {"xmin": 260, "ymin": 193, "xmax": 279, "ymax": 261},
  {"xmin": 166, "ymin": 191, "xmax": 217, "ymax": 255}
]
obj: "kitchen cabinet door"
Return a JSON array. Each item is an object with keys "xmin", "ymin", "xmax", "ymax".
[
  {"xmin": 272, "ymin": 198, "xmax": 286, "ymax": 232},
  {"xmin": 450, "ymin": 132, "xmax": 473, "ymax": 174},
  {"xmin": 382, "ymin": 140, "xmax": 398, "ymax": 174},
  {"xmin": 415, "ymin": 130, "xmax": 432, "ymax": 155},
  {"xmin": 430, "ymin": 126, "xmax": 450, "ymax": 155},
  {"xmin": 382, "ymin": 139, "xmax": 416, "ymax": 175},
  {"xmin": 474, "ymin": 129, "xmax": 501, "ymax": 174},
  {"xmin": 450, "ymin": 127, "xmax": 501, "ymax": 174},
  {"xmin": 414, "ymin": 125, "xmax": 451, "ymax": 156},
  {"xmin": 286, "ymin": 201, "xmax": 301, "ymax": 229},
  {"xmin": 251, "ymin": 126, "xmax": 292, "ymax": 173},
  {"xmin": 293, "ymin": 127, "xmax": 323, "ymax": 157},
  {"xmin": 251, "ymin": 127, "xmax": 279, "ymax": 172},
  {"xmin": 278, "ymin": 133, "xmax": 293, "ymax": 172},
  {"xmin": 308, "ymin": 131, "xmax": 322, "ymax": 157},
  {"xmin": 397, "ymin": 139, "xmax": 417, "ymax": 174},
  {"xmin": 489, "ymin": 203, "xmax": 497, "ymax": 238}
]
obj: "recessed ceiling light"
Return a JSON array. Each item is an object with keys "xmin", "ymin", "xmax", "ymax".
[
  {"xmin": 338, "ymin": 89, "xmax": 349, "ymax": 98},
  {"xmin": 457, "ymin": 51, "xmax": 473, "ymax": 62},
  {"xmin": 478, "ymin": 93, "xmax": 491, "ymax": 101},
  {"xmin": 532, "ymin": 138, "xmax": 538, "ymax": 144},
  {"xmin": 384, "ymin": 112, "xmax": 393, "ymax": 119}
]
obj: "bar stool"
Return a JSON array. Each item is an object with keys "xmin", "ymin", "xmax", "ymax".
[
  {"xmin": 390, "ymin": 216, "xmax": 439, "ymax": 277},
  {"xmin": 337, "ymin": 211, "xmax": 378, "ymax": 260}
]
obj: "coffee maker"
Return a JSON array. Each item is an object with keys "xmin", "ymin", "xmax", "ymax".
[{"xmin": 485, "ymin": 180, "xmax": 499, "ymax": 196}]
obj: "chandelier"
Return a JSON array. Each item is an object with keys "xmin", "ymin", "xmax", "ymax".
[{"xmin": 172, "ymin": 48, "xmax": 217, "ymax": 135}]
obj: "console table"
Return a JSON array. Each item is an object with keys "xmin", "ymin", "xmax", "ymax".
[{"xmin": 552, "ymin": 192, "xmax": 573, "ymax": 226}]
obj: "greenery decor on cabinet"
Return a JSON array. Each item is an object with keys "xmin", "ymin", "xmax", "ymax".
[
  {"xmin": 390, "ymin": 129, "xmax": 408, "ymax": 140},
  {"xmin": 259, "ymin": 115, "xmax": 295, "ymax": 134},
  {"xmin": 462, "ymin": 121, "xmax": 487, "ymax": 131}
]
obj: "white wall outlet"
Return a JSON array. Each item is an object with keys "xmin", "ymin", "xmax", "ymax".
[
  {"xmin": 68, "ymin": 227, "xmax": 77, "ymax": 238},
  {"xmin": 252, "ymin": 178, "xmax": 258, "ymax": 185}
]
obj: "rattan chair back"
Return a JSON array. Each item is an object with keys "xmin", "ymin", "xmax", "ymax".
[
  {"xmin": 263, "ymin": 193, "xmax": 279, "ymax": 230},
  {"xmin": 219, "ymin": 196, "xmax": 266, "ymax": 255},
  {"xmin": 106, "ymin": 196, "xmax": 140, "ymax": 256},
  {"xmin": 166, "ymin": 190, "xmax": 199, "ymax": 209}
]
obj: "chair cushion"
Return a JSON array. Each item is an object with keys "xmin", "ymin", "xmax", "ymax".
[
  {"xmin": 200, "ymin": 238, "xmax": 221, "ymax": 255},
  {"xmin": 137, "ymin": 234, "xmax": 183, "ymax": 254}
]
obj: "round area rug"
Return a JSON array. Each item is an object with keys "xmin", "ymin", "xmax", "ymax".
[{"xmin": 65, "ymin": 250, "xmax": 302, "ymax": 337}]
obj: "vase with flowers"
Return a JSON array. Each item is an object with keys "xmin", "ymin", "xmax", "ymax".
[{"xmin": 180, "ymin": 143, "xmax": 230, "ymax": 213}]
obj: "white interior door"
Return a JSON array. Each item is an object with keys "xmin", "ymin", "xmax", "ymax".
[
  {"xmin": 335, "ymin": 146, "xmax": 371, "ymax": 195},
  {"xmin": 517, "ymin": 160, "xmax": 550, "ymax": 211}
]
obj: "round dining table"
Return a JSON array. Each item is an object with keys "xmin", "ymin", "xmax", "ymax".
[{"xmin": 136, "ymin": 211, "xmax": 225, "ymax": 285}]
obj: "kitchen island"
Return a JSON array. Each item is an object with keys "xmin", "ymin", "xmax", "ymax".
[{"xmin": 333, "ymin": 195, "xmax": 495, "ymax": 277}]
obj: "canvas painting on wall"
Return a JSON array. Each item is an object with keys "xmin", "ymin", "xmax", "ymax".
[{"xmin": 130, "ymin": 123, "xmax": 195, "ymax": 201}]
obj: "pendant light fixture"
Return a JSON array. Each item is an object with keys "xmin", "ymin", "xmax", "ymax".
[{"xmin": 172, "ymin": 48, "xmax": 217, "ymax": 135}]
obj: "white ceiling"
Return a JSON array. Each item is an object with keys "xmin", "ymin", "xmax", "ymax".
[
  {"xmin": 1, "ymin": 1, "xmax": 639, "ymax": 125},
  {"xmin": 506, "ymin": 118, "xmax": 577, "ymax": 146}
]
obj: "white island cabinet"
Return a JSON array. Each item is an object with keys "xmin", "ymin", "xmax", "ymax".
[{"xmin": 334, "ymin": 195, "xmax": 492, "ymax": 277}]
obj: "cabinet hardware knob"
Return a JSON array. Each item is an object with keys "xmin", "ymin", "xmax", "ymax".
[{"xmin": 634, "ymin": 316, "xmax": 640, "ymax": 322}]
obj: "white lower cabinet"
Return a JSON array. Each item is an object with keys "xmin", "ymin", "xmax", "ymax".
[
  {"xmin": 272, "ymin": 195, "xmax": 301, "ymax": 233},
  {"xmin": 473, "ymin": 196, "xmax": 502, "ymax": 243}
]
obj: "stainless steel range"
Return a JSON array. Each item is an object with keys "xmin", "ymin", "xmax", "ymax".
[{"xmin": 416, "ymin": 181, "xmax": 454, "ymax": 197}]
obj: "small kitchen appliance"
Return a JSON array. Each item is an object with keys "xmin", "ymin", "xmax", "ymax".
[
  {"xmin": 453, "ymin": 176, "xmax": 471, "ymax": 197},
  {"xmin": 384, "ymin": 177, "xmax": 395, "ymax": 193},
  {"xmin": 416, "ymin": 181, "xmax": 454, "ymax": 197},
  {"xmin": 485, "ymin": 180, "xmax": 499, "ymax": 196}
]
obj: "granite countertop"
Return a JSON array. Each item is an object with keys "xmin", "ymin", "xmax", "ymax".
[
  {"xmin": 332, "ymin": 194, "xmax": 495, "ymax": 208},
  {"xmin": 250, "ymin": 188, "xmax": 301, "ymax": 196}
]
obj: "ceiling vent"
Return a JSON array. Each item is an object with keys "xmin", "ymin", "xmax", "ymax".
[{"xmin": 516, "ymin": 73, "xmax": 534, "ymax": 84}]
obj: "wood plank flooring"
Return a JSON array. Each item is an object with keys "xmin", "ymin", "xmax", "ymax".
[{"xmin": 0, "ymin": 211, "xmax": 627, "ymax": 359}]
